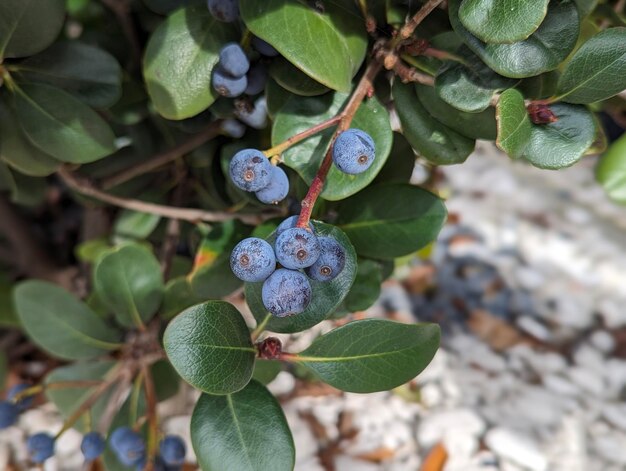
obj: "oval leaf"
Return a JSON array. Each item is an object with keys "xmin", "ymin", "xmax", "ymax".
[
  {"xmin": 164, "ymin": 301, "xmax": 255, "ymax": 394},
  {"xmin": 273, "ymin": 92, "xmax": 393, "ymax": 200},
  {"xmin": 191, "ymin": 380, "xmax": 295, "ymax": 471},
  {"xmin": 596, "ymin": 133, "xmax": 626, "ymax": 204},
  {"xmin": 496, "ymin": 88, "xmax": 532, "ymax": 158},
  {"xmin": 393, "ymin": 81, "xmax": 475, "ymax": 165},
  {"xmin": 94, "ymin": 244, "xmax": 164, "ymax": 329},
  {"xmin": 144, "ymin": 5, "xmax": 239, "ymax": 120},
  {"xmin": 337, "ymin": 183, "xmax": 447, "ymax": 259},
  {"xmin": 12, "ymin": 83, "xmax": 116, "ymax": 163},
  {"xmin": 295, "ymin": 319, "xmax": 440, "ymax": 393},
  {"xmin": 557, "ymin": 28, "xmax": 626, "ymax": 104},
  {"xmin": 14, "ymin": 281, "xmax": 122, "ymax": 360},
  {"xmin": 245, "ymin": 222, "xmax": 357, "ymax": 334},
  {"xmin": 459, "ymin": 0, "xmax": 549, "ymax": 44},
  {"xmin": 269, "ymin": 57, "xmax": 330, "ymax": 97},
  {"xmin": 343, "ymin": 259, "xmax": 382, "ymax": 312}
]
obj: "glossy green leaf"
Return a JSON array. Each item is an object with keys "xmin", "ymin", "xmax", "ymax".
[
  {"xmin": 0, "ymin": 0, "xmax": 65, "ymax": 59},
  {"xmin": 191, "ymin": 380, "xmax": 295, "ymax": 471},
  {"xmin": 252, "ymin": 360, "xmax": 282, "ymax": 385},
  {"xmin": 373, "ymin": 132, "xmax": 415, "ymax": 185},
  {"xmin": 295, "ymin": 319, "xmax": 440, "ymax": 393},
  {"xmin": 12, "ymin": 83, "xmax": 116, "ymax": 163},
  {"xmin": 143, "ymin": 0, "xmax": 196, "ymax": 14},
  {"xmin": 393, "ymin": 81, "xmax": 475, "ymax": 165},
  {"xmin": 449, "ymin": 0, "xmax": 580, "ymax": 78},
  {"xmin": 164, "ymin": 301, "xmax": 255, "ymax": 394},
  {"xmin": 0, "ymin": 99, "xmax": 59, "ymax": 176},
  {"xmin": 14, "ymin": 281, "xmax": 122, "ymax": 360},
  {"xmin": 245, "ymin": 222, "xmax": 357, "ymax": 334},
  {"xmin": 161, "ymin": 277, "xmax": 200, "ymax": 320},
  {"xmin": 94, "ymin": 244, "xmax": 164, "ymax": 329},
  {"xmin": 337, "ymin": 183, "xmax": 447, "ymax": 259},
  {"xmin": 273, "ymin": 92, "xmax": 393, "ymax": 200},
  {"xmin": 459, "ymin": 0, "xmax": 549, "ymax": 44},
  {"xmin": 266, "ymin": 79, "xmax": 293, "ymax": 118},
  {"xmin": 523, "ymin": 103, "xmax": 596, "ymax": 169},
  {"xmin": 344, "ymin": 259, "xmax": 382, "ymax": 312},
  {"xmin": 17, "ymin": 41, "xmax": 122, "ymax": 108},
  {"xmin": 495, "ymin": 89, "xmax": 532, "ymax": 158},
  {"xmin": 596, "ymin": 133, "xmax": 626, "ymax": 204},
  {"xmin": 113, "ymin": 208, "xmax": 161, "ymax": 243},
  {"xmin": 269, "ymin": 58, "xmax": 330, "ymax": 96},
  {"xmin": 575, "ymin": 0, "xmax": 598, "ymax": 17},
  {"xmin": 144, "ymin": 5, "xmax": 238, "ymax": 119},
  {"xmin": 241, "ymin": 0, "xmax": 366, "ymax": 92},
  {"xmin": 151, "ymin": 359, "xmax": 180, "ymax": 401},
  {"xmin": 45, "ymin": 361, "xmax": 118, "ymax": 432},
  {"xmin": 557, "ymin": 28, "xmax": 626, "ymax": 104},
  {"xmin": 518, "ymin": 71, "xmax": 560, "ymax": 99},
  {"xmin": 416, "ymin": 84, "xmax": 497, "ymax": 140}
]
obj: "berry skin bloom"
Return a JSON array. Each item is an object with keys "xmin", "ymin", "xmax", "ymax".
[
  {"xmin": 245, "ymin": 63, "xmax": 268, "ymax": 95},
  {"xmin": 219, "ymin": 43, "xmax": 250, "ymax": 77},
  {"xmin": 230, "ymin": 237, "xmax": 276, "ymax": 282},
  {"xmin": 251, "ymin": 36, "xmax": 279, "ymax": 57},
  {"xmin": 7, "ymin": 383, "xmax": 34, "ymax": 411},
  {"xmin": 27, "ymin": 432, "xmax": 55, "ymax": 463},
  {"xmin": 160, "ymin": 435, "xmax": 187, "ymax": 466},
  {"xmin": 213, "ymin": 67, "xmax": 247, "ymax": 98},
  {"xmin": 207, "ymin": 0, "xmax": 239, "ymax": 22},
  {"xmin": 305, "ymin": 236, "xmax": 346, "ymax": 281},
  {"xmin": 275, "ymin": 227, "xmax": 321, "ymax": 269},
  {"xmin": 332, "ymin": 129, "xmax": 376, "ymax": 174},
  {"xmin": 81, "ymin": 432, "xmax": 106, "ymax": 461},
  {"xmin": 262, "ymin": 269, "xmax": 312, "ymax": 317},
  {"xmin": 256, "ymin": 165, "xmax": 289, "ymax": 204},
  {"xmin": 275, "ymin": 215, "xmax": 314, "ymax": 236},
  {"xmin": 229, "ymin": 149, "xmax": 273, "ymax": 192},
  {"xmin": 110, "ymin": 427, "xmax": 146, "ymax": 467},
  {"xmin": 0, "ymin": 401, "xmax": 19, "ymax": 429}
]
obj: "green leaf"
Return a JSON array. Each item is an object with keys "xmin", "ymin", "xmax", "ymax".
[
  {"xmin": 495, "ymin": 89, "xmax": 532, "ymax": 158},
  {"xmin": 596, "ymin": 133, "xmax": 626, "ymax": 204},
  {"xmin": 295, "ymin": 319, "xmax": 440, "ymax": 393},
  {"xmin": 0, "ymin": 0, "xmax": 65, "ymax": 59},
  {"xmin": 151, "ymin": 359, "xmax": 180, "ymax": 401},
  {"xmin": 16, "ymin": 41, "xmax": 122, "ymax": 108},
  {"xmin": 337, "ymin": 183, "xmax": 447, "ymax": 259},
  {"xmin": 459, "ymin": 0, "xmax": 549, "ymax": 44},
  {"xmin": 45, "ymin": 361, "xmax": 118, "ymax": 432},
  {"xmin": 0, "ymin": 273, "xmax": 19, "ymax": 328},
  {"xmin": 393, "ymin": 81, "xmax": 475, "ymax": 165},
  {"xmin": 143, "ymin": 5, "xmax": 239, "ymax": 119},
  {"xmin": 0, "ymin": 352, "xmax": 6, "ymax": 388},
  {"xmin": 373, "ymin": 132, "xmax": 415, "ymax": 185},
  {"xmin": 245, "ymin": 222, "xmax": 357, "ymax": 334},
  {"xmin": 416, "ymin": 84, "xmax": 497, "ymax": 140},
  {"xmin": 14, "ymin": 281, "xmax": 122, "ymax": 360},
  {"xmin": 0, "ymin": 98, "xmax": 59, "ymax": 176},
  {"xmin": 523, "ymin": 103, "xmax": 596, "ymax": 169},
  {"xmin": 273, "ymin": 92, "xmax": 393, "ymax": 200},
  {"xmin": 94, "ymin": 244, "xmax": 164, "ymax": 329},
  {"xmin": 143, "ymin": 0, "xmax": 196, "ymax": 14},
  {"xmin": 575, "ymin": 0, "xmax": 598, "ymax": 18},
  {"xmin": 518, "ymin": 70, "xmax": 560, "ymax": 99},
  {"xmin": 344, "ymin": 259, "xmax": 382, "ymax": 312},
  {"xmin": 269, "ymin": 58, "xmax": 330, "ymax": 96},
  {"xmin": 161, "ymin": 277, "xmax": 200, "ymax": 320},
  {"xmin": 164, "ymin": 301, "xmax": 255, "ymax": 394},
  {"xmin": 252, "ymin": 360, "xmax": 282, "ymax": 385},
  {"xmin": 449, "ymin": 0, "xmax": 580, "ymax": 78},
  {"xmin": 266, "ymin": 79, "xmax": 293, "ymax": 119},
  {"xmin": 12, "ymin": 83, "xmax": 116, "ymax": 163},
  {"xmin": 191, "ymin": 380, "xmax": 295, "ymax": 471},
  {"xmin": 241, "ymin": 0, "xmax": 366, "ymax": 92},
  {"xmin": 113, "ymin": 208, "xmax": 161, "ymax": 243},
  {"xmin": 557, "ymin": 28, "xmax": 626, "ymax": 104}
]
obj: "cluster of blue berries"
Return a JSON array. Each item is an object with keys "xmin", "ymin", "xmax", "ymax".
[
  {"xmin": 212, "ymin": 41, "xmax": 274, "ymax": 99},
  {"xmin": 230, "ymin": 215, "xmax": 346, "ymax": 317},
  {"xmin": 229, "ymin": 149, "xmax": 289, "ymax": 204},
  {"xmin": 110, "ymin": 427, "xmax": 186, "ymax": 470},
  {"xmin": 0, "ymin": 383, "xmax": 34, "ymax": 429}
]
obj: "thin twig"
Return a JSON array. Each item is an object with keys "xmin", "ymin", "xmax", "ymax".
[
  {"xmin": 263, "ymin": 115, "xmax": 342, "ymax": 158},
  {"xmin": 398, "ymin": 0, "xmax": 445, "ymax": 41},
  {"xmin": 160, "ymin": 165, "xmax": 186, "ymax": 279},
  {"xmin": 251, "ymin": 313, "xmax": 272, "ymax": 342},
  {"xmin": 141, "ymin": 364, "xmax": 159, "ymax": 471}
]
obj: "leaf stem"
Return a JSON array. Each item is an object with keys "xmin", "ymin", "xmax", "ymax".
[
  {"xmin": 396, "ymin": 0, "xmax": 445, "ymax": 43},
  {"xmin": 141, "ymin": 364, "xmax": 159, "ymax": 471},
  {"xmin": 251, "ymin": 313, "xmax": 272, "ymax": 342},
  {"xmin": 263, "ymin": 115, "xmax": 342, "ymax": 158},
  {"xmin": 10, "ymin": 380, "xmax": 105, "ymax": 404}
]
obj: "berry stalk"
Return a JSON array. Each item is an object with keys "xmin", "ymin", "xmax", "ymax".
[{"xmin": 263, "ymin": 115, "xmax": 343, "ymax": 159}]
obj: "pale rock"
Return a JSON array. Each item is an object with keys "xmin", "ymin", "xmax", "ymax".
[
  {"xmin": 516, "ymin": 316, "xmax": 552, "ymax": 341},
  {"xmin": 420, "ymin": 382, "xmax": 443, "ymax": 408},
  {"xmin": 589, "ymin": 330, "xmax": 615, "ymax": 354},
  {"xmin": 416, "ymin": 349, "xmax": 448, "ymax": 383},
  {"xmin": 335, "ymin": 455, "xmax": 380, "ymax": 471},
  {"xmin": 267, "ymin": 371, "xmax": 296, "ymax": 396},
  {"xmin": 568, "ymin": 366, "xmax": 605, "ymax": 396},
  {"xmin": 593, "ymin": 431, "xmax": 626, "ymax": 464},
  {"xmin": 543, "ymin": 374, "xmax": 579, "ymax": 397},
  {"xmin": 604, "ymin": 359, "xmax": 626, "ymax": 398},
  {"xmin": 417, "ymin": 409, "xmax": 485, "ymax": 449},
  {"xmin": 602, "ymin": 404, "xmax": 626, "ymax": 431},
  {"xmin": 514, "ymin": 267, "xmax": 545, "ymax": 291},
  {"xmin": 573, "ymin": 345, "xmax": 605, "ymax": 371},
  {"xmin": 296, "ymin": 456, "xmax": 326, "ymax": 471},
  {"xmin": 485, "ymin": 427, "xmax": 547, "ymax": 471},
  {"xmin": 598, "ymin": 298, "xmax": 626, "ymax": 328},
  {"xmin": 284, "ymin": 409, "xmax": 318, "ymax": 462}
]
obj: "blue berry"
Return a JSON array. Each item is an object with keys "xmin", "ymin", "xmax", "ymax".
[
  {"xmin": 262, "ymin": 269, "xmax": 312, "ymax": 317},
  {"xmin": 229, "ymin": 149, "xmax": 272, "ymax": 191},
  {"xmin": 236, "ymin": 96, "xmax": 267, "ymax": 129},
  {"xmin": 81, "ymin": 432, "xmax": 106, "ymax": 461},
  {"xmin": 160, "ymin": 435, "xmax": 186, "ymax": 466},
  {"xmin": 213, "ymin": 66, "xmax": 247, "ymax": 98},
  {"xmin": 27, "ymin": 432, "xmax": 55, "ymax": 463},
  {"xmin": 7, "ymin": 383, "xmax": 34, "ymax": 411},
  {"xmin": 0, "ymin": 401, "xmax": 19, "ymax": 429},
  {"xmin": 230, "ymin": 237, "xmax": 276, "ymax": 282},
  {"xmin": 221, "ymin": 119, "xmax": 246, "ymax": 138},
  {"xmin": 276, "ymin": 215, "xmax": 313, "ymax": 236},
  {"xmin": 109, "ymin": 426, "xmax": 132, "ymax": 450},
  {"xmin": 207, "ymin": 0, "xmax": 239, "ymax": 22},
  {"xmin": 110, "ymin": 427, "xmax": 145, "ymax": 466},
  {"xmin": 245, "ymin": 63, "xmax": 267, "ymax": 95},
  {"xmin": 332, "ymin": 129, "xmax": 376, "ymax": 174},
  {"xmin": 251, "ymin": 36, "xmax": 279, "ymax": 57},
  {"xmin": 256, "ymin": 166, "xmax": 289, "ymax": 204},
  {"xmin": 275, "ymin": 227, "xmax": 321, "ymax": 269},
  {"xmin": 219, "ymin": 43, "xmax": 249, "ymax": 77},
  {"xmin": 305, "ymin": 236, "xmax": 346, "ymax": 281}
]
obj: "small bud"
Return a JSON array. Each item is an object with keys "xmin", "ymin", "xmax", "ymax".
[
  {"xmin": 527, "ymin": 103, "xmax": 558, "ymax": 125},
  {"xmin": 257, "ymin": 337, "xmax": 283, "ymax": 359}
]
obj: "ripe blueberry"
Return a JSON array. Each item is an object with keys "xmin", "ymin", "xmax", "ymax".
[
  {"xmin": 81, "ymin": 432, "xmax": 106, "ymax": 461},
  {"xmin": 255, "ymin": 165, "xmax": 289, "ymax": 204},
  {"xmin": 207, "ymin": 0, "xmax": 239, "ymax": 22},
  {"xmin": 229, "ymin": 149, "xmax": 272, "ymax": 192},
  {"xmin": 27, "ymin": 432, "xmax": 55, "ymax": 463},
  {"xmin": 219, "ymin": 43, "xmax": 249, "ymax": 77},
  {"xmin": 230, "ymin": 237, "xmax": 276, "ymax": 282},
  {"xmin": 275, "ymin": 215, "xmax": 313, "ymax": 236},
  {"xmin": 221, "ymin": 119, "xmax": 246, "ymax": 138},
  {"xmin": 213, "ymin": 66, "xmax": 247, "ymax": 98},
  {"xmin": 305, "ymin": 236, "xmax": 346, "ymax": 281},
  {"xmin": 159, "ymin": 435, "xmax": 187, "ymax": 466},
  {"xmin": 7, "ymin": 383, "xmax": 34, "ymax": 411},
  {"xmin": 275, "ymin": 227, "xmax": 321, "ymax": 269},
  {"xmin": 245, "ymin": 63, "xmax": 268, "ymax": 95},
  {"xmin": 110, "ymin": 427, "xmax": 145, "ymax": 466},
  {"xmin": 0, "ymin": 401, "xmax": 19, "ymax": 429},
  {"xmin": 251, "ymin": 36, "xmax": 279, "ymax": 57},
  {"xmin": 235, "ymin": 96, "xmax": 268, "ymax": 129},
  {"xmin": 262, "ymin": 269, "xmax": 312, "ymax": 317},
  {"xmin": 332, "ymin": 129, "xmax": 376, "ymax": 174}
]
